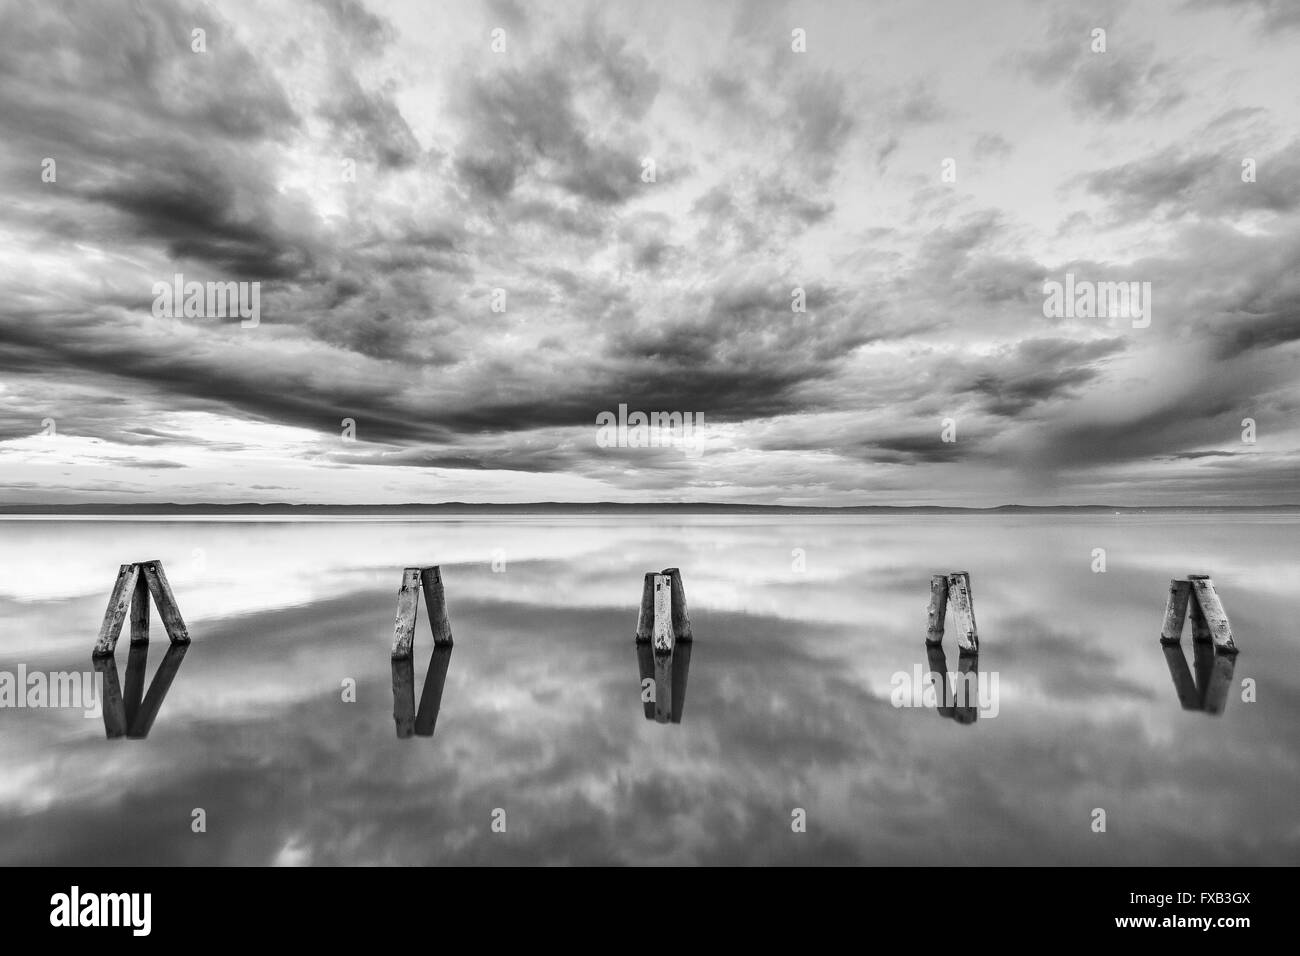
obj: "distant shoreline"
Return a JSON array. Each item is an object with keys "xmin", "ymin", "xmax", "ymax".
[{"xmin": 1, "ymin": 502, "xmax": 1297, "ymax": 517}]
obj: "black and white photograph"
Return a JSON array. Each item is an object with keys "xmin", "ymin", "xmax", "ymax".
[{"xmin": 0, "ymin": 0, "xmax": 1294, "ymax": 933}]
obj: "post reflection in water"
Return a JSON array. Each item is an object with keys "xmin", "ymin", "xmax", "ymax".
[
  {"xmin": 1163, "ymin": 640, "xmax": 1237, "ymax": 716},
  {"xmin": 923, "ymin": 642, "xmax": 980, "ymax": 725},
  {"xmin": 392, "ymin": 645, "xmax": 453, "ymax": 739},
  {"xmin": 636, "ymin": 639, "xmax": 693, "ymax": 724},
  {"xmin": 91, "ymin": 642, "xmax": 189, "ymax": 740}
]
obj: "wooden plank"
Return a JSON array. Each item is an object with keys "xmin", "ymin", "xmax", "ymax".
[
  {"xmin": 946, "ymin": 571, "xmax": 979, "ymax": 654},
  {"xmin": 634, "ymin": 572, "xmax": 656, "ymax": 642},
  {"xmin": 652, "ymin": 573, "xmax": 673, "ymax": 655},
  {"xmin": 1159, "ymin": 579, "xmax": 1191, "ymax": 645},
  {"xmin": 1161, "ymin": 645, "xmax": 1200, "ymax": 710},
  {"xmin": 127, "ymin": 644, "xmax": 188, "ymax": 738},
  {"xmin": 391, "ymin": 658, "xmax": 415, "ymax": 738},
  {"xmin": 926, "ymin": 574, "xmax": 948, "ymax": 645},
  {"xmin": 92, "ymin": 564, "xmax": 139, "ymax": 657},
  {"xmin": 1189, "ymin": 576, "xmax": 1236, "ymax": 653},
  {"xmin": 1189, "ymin": 586, "xmax": 1212, "ymax": 642},
  {"xmin": 92, "ymin": 656, "xmax": 127, "ymax": 739},
  {"xmin": 129, "ymin": 572, "xmax": 150, "ymax": 645},
  {"xmin": 663, "ymin": 567, "xmax": 692, "ymax": 642},
  {"xmin": 414, "ymin": 645, "xmax": 454, "ymax": 736},
  {"xmin": 419, "ymin": 567, "xmax": 453, "ymax": 647},
  {"xmin": 391, "ymin": 567, "xmax": 422, "ymax": 659},
  {"xmin": 141, "ymin": 561, "xmax": 189, "ymax": 645}
]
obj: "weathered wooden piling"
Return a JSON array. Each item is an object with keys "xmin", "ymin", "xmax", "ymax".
[
  {"xmin": 1157, "ymin": 574, "xmax": 1237, "ymax": 654},
  {"xmin": 93, "ymin": 561, "xmax": 190, "ymax": 657},
  {"xmin": 635, "ymin": 568, "xmax": 692, "ymax": 645},
  {"xmin": 945, "ymin": 571, "xmax": 979, "ymax": 654},
  {"xmin": 635, "ymin": 572, "xmax": 657, "ymax": 642},
  {"xmin": 633, "ymin": 568, "xmax": 694, "ymax": 723},
  {"xmin": 1159, "ymin": 579, "xmax": 1192, "ymax": 645},
  {"xmin": 391, "ymin": 566, "xmax": 453, "ymax": 659},
  {"xmin": 652, "ymin": 573, "xmax": 674, "ymax": 655},
  {"xmin": 926, "ymin": 574, "xmax": 949, "ymax": 645},
  {"xmin": 663, "ymin": 568, "xmax": 692, "ymax": 643},
  {"xmin": 1188, "ymin": 575, "xmax": 1236, "ymax": 654}
]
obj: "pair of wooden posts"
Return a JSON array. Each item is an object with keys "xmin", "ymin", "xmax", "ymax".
[
  {"xmin": 91, "ymin": 560, "xmax": 192, "ymax": 741},
  {"xmin": 1159, "ymin": 575, "xmax": 1237, "ymax": 653},
  {"xmin": 635, "ymin": 569, "xmax": 692, "ymax": 724},
  {"xmin": 925, "ymin": 571, "xmax": 978, "ymax": 654},
  {"xmin": 390, "ymin": 567, "xmax": 453, "ymax": 738},
  {"xmin": 92, "ymin": 560, "xmax": 190, "ymax": 657}
]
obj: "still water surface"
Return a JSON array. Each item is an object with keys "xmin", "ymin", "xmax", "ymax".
[{"xmin": 0, "ymin": 515, "xmax": 1295, "ymax": 865}]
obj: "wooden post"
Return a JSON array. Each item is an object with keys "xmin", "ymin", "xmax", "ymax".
[
  {"xmin": 419, "ymin": 567, "xmax": 453, "ymax": 647},
  {"xmin": 391, "ymin": 568, "xmax": 422, "ymax": 659},
  {"xmin": 652, "ymin": 573, "xmax": 674, "ymax": 655},
  {"xmin": 946, "ymin": 571, "xmax": 979, "ymax": 654},
  {"xmin": 635, "ymin": 572, "xmax": 656, "ymax": 642},
  {"xmin": 94, "ymin": 561, "xmax": 189, "ymax": 657},
  {"xmin": 926, "ymin": 574, "xmax": 948, "ymax": 645},
  {"xmin": 1189, "ymin": 575, "xmax": 1236, "ymax": 654},
  {"xmin": 663, "ymin": 568, "xmax": 692, "ymax": 642},
  {"xmin": 391, "ymin": 566, "xmax": 453, "ymax": 659},
  {"xmin": 129, "ymin": 573, "xmax": 150, "ymax": 645},
  {"xmin": 1159, "ymin": 579, "xmax": 1192, "ymax": 645},
  {"xmin": 140, "ymin": 561, "xmax": 190, "ymax": 644},
  {"xmin": 92, "ymin": 564, "xmax": 139, "ymax": 657},
  {"xmin": 1189, "ymin": 592, "xmax": 1212, "ymax": 642}
]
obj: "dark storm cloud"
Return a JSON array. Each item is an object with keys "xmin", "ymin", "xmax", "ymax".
[{"xmin": 954, "ymin": 338, "xmax": 1128, "ymax": 418}]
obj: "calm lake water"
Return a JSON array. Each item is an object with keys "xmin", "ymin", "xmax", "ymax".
[{"xmin": 0, "ymin": 515, "xmax": 1296, "ymax": 865}]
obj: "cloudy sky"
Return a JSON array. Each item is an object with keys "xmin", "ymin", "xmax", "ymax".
[{"xmin": 1, "ymin": 0, "xmax": 1297, "ymax": 506}]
